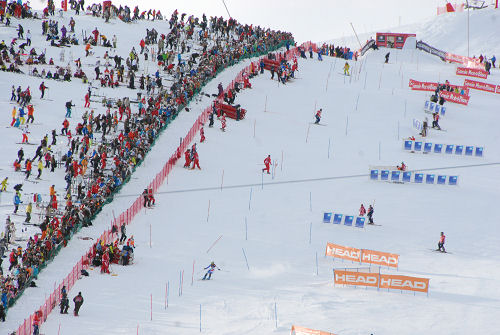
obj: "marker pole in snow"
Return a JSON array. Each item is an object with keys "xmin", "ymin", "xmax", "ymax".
[
  {"xmin": 165, "ymin": 282, "xmax": 168, "ymax": 309},
  {"xmin": 274, "ymin": 302, "xmax": 278, "ymax": 328},
  {"xmin": 309, "ymin": 222, "xmax": 312, "ymax": 244},
  {"xmin": 264, "ymin": 95, "xmax": 267, "ymax": 112},
  {"xmin": 355, "ymin": 93, "xmax": 360, "ymax": 111},
  {"xmin": 328, "ymin": 138, "xmax": 331, "ymax": 159},
  {"xmin": 253, "ymin": 119, "xmax": 256, "ymax": 138},
  {"xmin": 404, "ymin": 100, "xmax": 407, "ymax": 118},
  {"xmin": 245, "ymin": 217, "xmax": 248, "ymax": 241},
  {"xmin": 192, "ymin": 260, "xmax": 195, "ymax": 286},
  {"xmin": 261, "ymin": 171, "xmax": 264, "ymax": 189},
  {"xmin": 207, "ymin": 200, "xmax": 210, "ymax": 222},
  {"xmin": 306, "ymin": 124, "xmax": 310, "ymax": 143},
  {"xmin": 248, "ymin": 188, "xmax": 252, "ymax": 210},
  {"xmin": 345, "ymin": 115, "xmax": 349, "ymax": 136},
  {"xmin": 378, "ymin": 70, "xmax": 382, "ymax": 90},
  {"xmin": 309, "ymin": 192, "xmax": 312, "ymax": 212},
  {"xmin": 316, "ymin": 252, "xmax": 319, "ymax": 275},
  {"xmin": 58, "ymin": 323, "xmax": 61, "ymax": 335},
  {"xmin": 220, "ymin": 170, "xmax": 224, "ymax": 191},
  {"xmin": 242, "ymin": 248, "xmax": 250, "ymax": 270},
  {"xmin": 281, "ymin": 150, "xmax": 283, "ymax": 171},
  {"xmin": 200, "ymin": 304, "xmax": 202, "ymax": 332},
  {"xmin": 150, "ymin": 294, "xmax": 152, "ymax": 321},
  {"xmin": 149, "ymin": 224, "xmax": 152, "ymax": 248}
]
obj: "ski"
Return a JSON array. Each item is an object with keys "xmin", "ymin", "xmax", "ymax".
[{"xmin": 309, "ymin": 122, "xmax": 327, "ymax": 126}]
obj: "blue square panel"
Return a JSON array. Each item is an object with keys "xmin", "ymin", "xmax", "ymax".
[
  {"xmin": 391, "ymin": 171, "xmax": 400, "ymax": 181},
  {"xmin": 475, "ymin": 147, "xmax": 483, "ymax": 157},
  {"xmin": 402, "ymin": 172, "xmax": 411, "ymax": 182},
  {"xmin": 333, "ymin": 214, "xmax": 343, "ymax": 224},
  {"xmin": 414, "ymin": 142, "xmax": 422, "ymax": 151},
  {"xmin": 404, "ymin": 140, "xmax": 413, "ymax": 151},
  {"xmin": 437, "ymin": 175, "xmax": 446, "ymax": 185},
  {"xmin": 465, "ymin": 146, "xmax": 473, "ymax": 156},
  {"xmin": 440, "ymin": 107, "xmax": 446, "ymax": 116},
  {"xmin": 434, "ymin": 144, "xmax": 443, "ymax": 153},
  {"xmin": 344, "ymin": 216, "xmax": 354, "ymax": 226},
  {"xmin": 455, "ymin": 145, "xmax": 463, "ymax": 155},
  {"xmin": 355, "ymin": 217, "xmax": 365, "ymax": 228},
  {"xmin": 381, "ymin": 170, "xmax": 389, "ymax": 181},
  {"xmin": 426, "ymin": 174, "xmax": 435, "ymax": 184},
  {"xmin": 323, "ymin": 213, "xmax": 332, "ymax": 223},
  {"xmin": 415, "ymin": 173, "xmax": 424, "ymax": 183},
  {"xmin": 370, "ymin": 170, "xmax": 379, "ymax": 180},
  {"xmin": 448, "ymin": 176, "xmax": 458, "ymax": 185},
  {"xmin": 424, "ymin": 142, "xmax": 432, "ymax": 153}
]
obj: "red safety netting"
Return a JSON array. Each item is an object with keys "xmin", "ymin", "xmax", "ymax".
[{"xmin": 15, "ymin": 45, "xmax": 306, "ymax": 335}]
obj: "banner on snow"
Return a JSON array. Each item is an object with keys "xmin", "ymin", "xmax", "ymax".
[
  {"xmin": 291, "ymin": 325, "xmax": 336, "ymax": 335},
  {"xmin": 325, "ymin": 243, "xmax": 399, "ymax": 268},
  {"xmin": 439, "ymin": 90, "xmax": 470, "ymax": 105},
  {"xmin": 360, "ymin": 39, "xmax": 375, "ymax": 56},
  {"xmin": 333, "ymin": 270, "xmax": 430, "ymax": 293},
  {"xmin": 456, "ymin": 67, "xmax": 488, "ymax": 79},
  {"xmin": 416, "ymin": 41, "xmax": 446, "ymax": 61},
  {"xmin": 445, "ymin": 52, "xmax": 483, "ymax": 69},
  {"xmin": 464, "ymin": 78, "xmax": 500, "ymax": 94},
  {"xmin": 409, "ymin": 79, "xmax": 470, "ymax": 95}
]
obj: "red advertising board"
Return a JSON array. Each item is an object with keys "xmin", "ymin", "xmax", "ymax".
[
  {"xmin": 464, "ymin": 79, "xmax": 498, "ymax": 94},
  {"xmin": 439, "ymin": 90, "xmax": 470, "ymax": 105},
  {"xmin": 456, "ymin": 67, "xmax": 488, "ymax": 79}
]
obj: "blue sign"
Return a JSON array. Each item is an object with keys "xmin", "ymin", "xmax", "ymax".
[
  {"xmin": 437, "ymin": 175, "xmax": 446, "ymax": 185},
  {"xmin": 465, "ymin": 146, "xmax": 473, "ymax": 156},
  {"xmin": 448, "ymin": 176, "xmax": 458, "ymax": 185},
  {"xmin": 391, "ymin": 171, "xmax": 400, "ymax": 181},
  {"xmin": 370, "ymin": 170, "xmax": 379, "ymax": 180},
  {"xmin": 441, "ymin": 107, "xmax": 446, "ymax": 116},
  {"xmin": 424, "ymin": 142, "xmax": 432, "ymax": 153},
  {"xmin": 434, "ymin": 104, "xmax": 440, "ymax": 113},
  {"xmin": 404, "ymin": 140, "xmax": 413, "ymax": 151},
  {"xmin": 430, "ymin": 102, "xmax": 435, "ymax": 111},
  {"xmin": 424, "ymin": 101, "xmax": 429, "ymax": 109},
  {"xmin": 426, "ymin": 174, "xmax": 435, "ymax": 184},
  {"xmin": 475, "ymin": 147, "xmax": 483, "ymax": 157},
  {"xmin": 333, "ymin": 214, "xmax": 343, "ymax": 224},
  {"xmin": 434, "ymin": 144, "xmax": 443, "ymax": 153},
  {"xmin": 323, "ymin": 212, "xmax": 332, "ymax": 223},
  {"xmin": 445, "ymin": 145, "xmax": 454, "ymax": 154},
  {"xmin": 455, "ymin": 145, "xmax": 463, "ymax": 155},
  {"xmin": 414, "ymin": 141, "xmax": 422, "ymax": 151},
  {"xmin": 355, "ymin": 217, "xmax": 365, "ymax": 228},
  {"xmin": 344, "ymin": 216, "xmax": 354, "ymax": 226},
  {"xmin": 402, "ymin": 171, "xmax": 411, "ymax": 182},
  {"xmin": 415, "ymin": 173, "xmax": 424, "ymax": 183},
  {"xmin": 381, "ymin": 170, "xmax": 389, "ymax": 181}
]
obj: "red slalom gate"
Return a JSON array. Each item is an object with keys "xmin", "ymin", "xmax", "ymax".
[{"xmin": 16, "ymin": 46, "xmax": 304, "ymax": 335}]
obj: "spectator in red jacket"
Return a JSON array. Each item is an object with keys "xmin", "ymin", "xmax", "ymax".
[{"xmin": 262, "ymin": 155, "xmax": 271, "ymax": 174}]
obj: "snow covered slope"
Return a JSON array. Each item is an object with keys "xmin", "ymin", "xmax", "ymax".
[{"xmin": 2, "ymin": 7, "xmax": 500, "ymax": 335}]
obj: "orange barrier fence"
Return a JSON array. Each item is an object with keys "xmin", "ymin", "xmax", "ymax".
[
  {"xmin": 325, "ymin": 243, "xmax": 399, "ymax": 268},
  {"xmin": 333, "ymin": 269, "xmax": 429, "ymax": 294},
  {"xmin": 291, "ymin": 325, "xmax": 336, "ymax": 335}
]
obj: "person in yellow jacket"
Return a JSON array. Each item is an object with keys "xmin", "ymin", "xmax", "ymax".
[
  {"xmin": 25, "ymin": 202, "xmax": 32, "ymax": 223},
  {"xmin": 0, "ymin": 177, "xmax": 7, "ymax": 192},
  {"xmin": 343, "ymin": 61, "xmax": 350, "ymax": 76},
  {"xmin": 36, "ymin": 160, "xmax": 44, "ymax": 179}
]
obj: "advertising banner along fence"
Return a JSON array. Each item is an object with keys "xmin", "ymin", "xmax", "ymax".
[
  {"xmin": 333, "ymin": 270, "xmax": 430, "ymax": 293},
  {"xmin": 325, "ymin": 243, "xmax": 399, "ymax": 268},
  {"xmin": 456, "ymin": 67, "xmax": 488, "ymax": 79},
  {"xmin": 464, "ymin": 78, "xmax": 500, "ymax": 94},
  {"xmin": 291, "ymin": 325, "xmax": 336, "ymax": 335}
]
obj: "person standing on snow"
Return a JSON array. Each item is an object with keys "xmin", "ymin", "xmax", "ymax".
[
  {"xmin": 191, "ymin": 150, "xmax": 201, "ymax": 170},
  {"xmin": 65, "ymin": 100, "xmax": 74, "ymax": 118},
  {"xmin": 220, "ymin": 114, "xmax": 226, "ymax": 132},
  {"xmin": 359, "ymin": 204, "xmax": 366, "ymax": 216},
  {"xmin": 73, "ymin": 292, "xmax": 84, "ymax": 316},
  {"xmin": 314, "ymin": 109, "xmax": 322, "ymax": 124},
  {"xmin": 184, "ymin": 149, "xmax": 191, "ymax": 168},
  {"xmin": 385, "ymin": 52, "xmax": 390, "ymax": 64},
  {"xmin": 437, "ymin": 232, "xmax": 446, "ymax": 252},
  {"xmin": 367, "ymin": 205, "xmax": 374, "ymax": 224},
  {"xmin": 202, "ymin": 261, "xmax": 220, "ymax": 280},
  {"xmin": 343, "ymin": 62, "xmax": 350, "ymax": 76},
  {"xmin": 262, "ymin": 155, "xmax": 271, "ymax": 174},
  {"xmin": 200, "ymin": 127, "xmax": 205, "ymax": 142}
]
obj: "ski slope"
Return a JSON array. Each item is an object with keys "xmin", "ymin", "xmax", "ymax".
[{"xmin": 2, "ymin": 7, "xmax": 500, "ymax": 335}]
